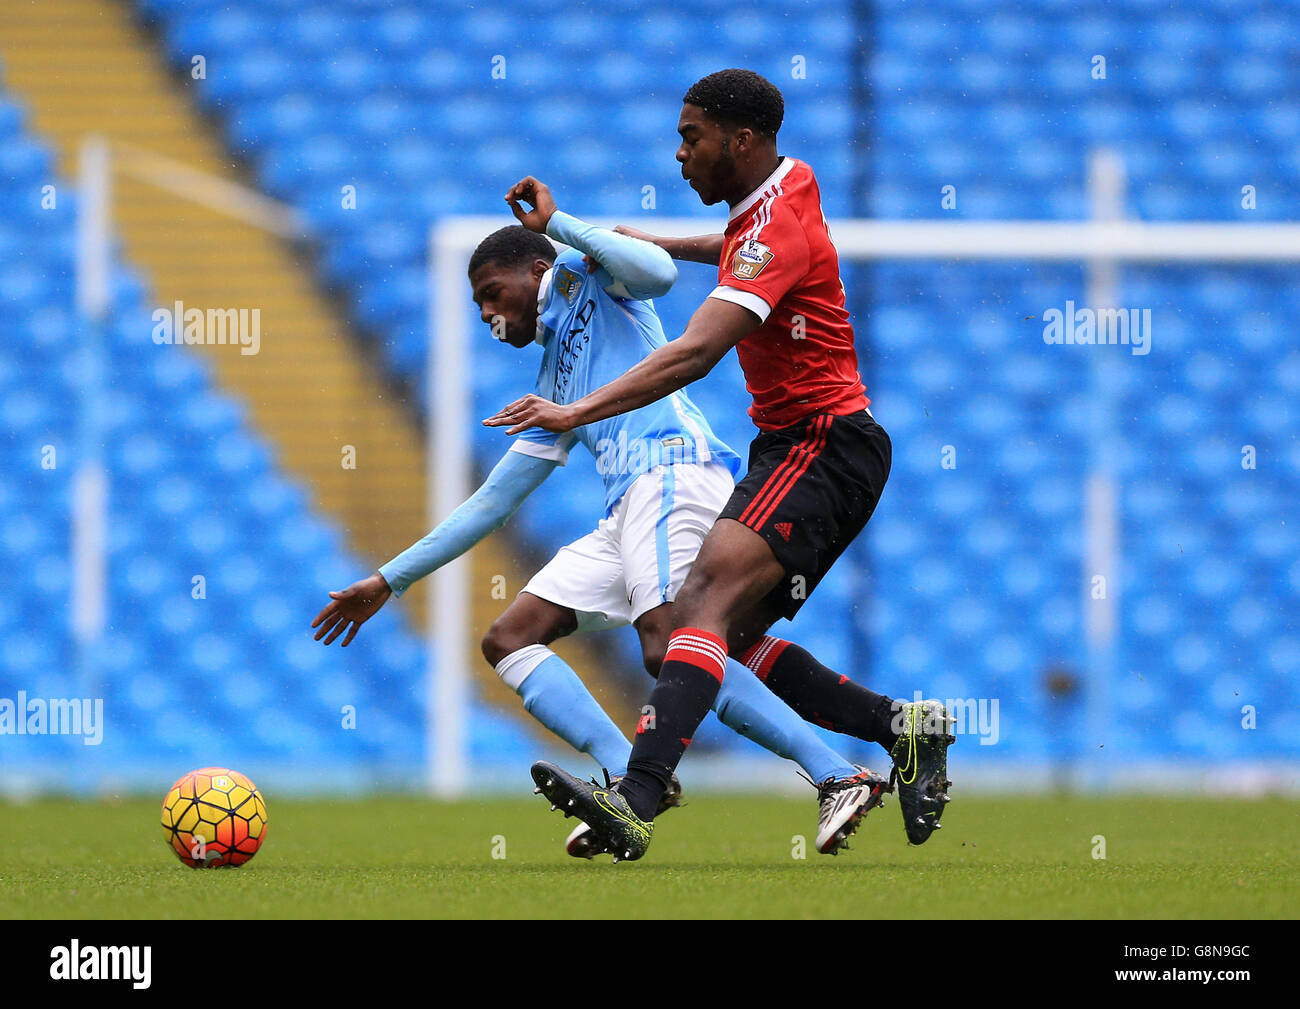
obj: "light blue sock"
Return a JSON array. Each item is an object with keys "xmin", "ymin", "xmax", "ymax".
[
  {"xmin": 714, "ymin": 658, "xmax": 858, "ymax": 784},
  {"xmin": 511, "ymin": 651, "xmax": 631, "ymax": 777}
]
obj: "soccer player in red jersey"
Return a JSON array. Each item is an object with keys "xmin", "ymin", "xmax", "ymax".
[{"xmin": 486, "ymin": 69, "xmax": 953, "ymax": 860}]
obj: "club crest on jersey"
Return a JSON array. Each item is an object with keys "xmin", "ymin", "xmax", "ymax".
[
  {"xmin": 731, "ymin": 239, "xmax": 774, "ymax": 280},
  {"xmin": 555, "ymin": 266, "xmax": 582, "ymax": 304}
]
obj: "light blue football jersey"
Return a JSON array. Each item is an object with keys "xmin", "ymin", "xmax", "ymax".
[{"xmin": 509, "ymin": 247, "xmax": 743, "ymax": 515}]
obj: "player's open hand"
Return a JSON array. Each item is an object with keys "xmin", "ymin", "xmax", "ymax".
[
  {"xmin": 613, "ymin": 224, "xmax": 662, "ymax": 245},
  {"xmin": 483, "ymin": 393, "xmax": 576, "ymax": 435},
  {"xmin": 311, "ymin": 572, "xmax": 392, "ymax": 647},
  {"xmin": 505, "ymin": 176, "xmax": 557, "ymax": 233}
]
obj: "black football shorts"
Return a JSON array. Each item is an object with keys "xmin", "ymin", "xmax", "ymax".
[{"xmin": 718, "ymin": 409, "xmax": 891, "ymax": 619}]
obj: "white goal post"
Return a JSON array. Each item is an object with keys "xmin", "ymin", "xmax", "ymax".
[
  {"xmin": 74, "ymin": 135, "xmax": 303, "ymax": 704},
  {"xmin": 427, "ymin": 150, "xmax": 1300, "ymax": 797}
]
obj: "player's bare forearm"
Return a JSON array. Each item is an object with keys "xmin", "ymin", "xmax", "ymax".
[
  {"xmin": 670, "ymin": 234, "xmax": 725, "ymax": 265},
  {"xmin": 614, "ymin": 226, "xmax": 724, "ymax": 266},
  {"xmin": 485, "ymin": 298, "xmax": 760, "ymax": 434},
  {"xmin": 568, "ymin": 338, "xmax": 710, "ymax": 426}
]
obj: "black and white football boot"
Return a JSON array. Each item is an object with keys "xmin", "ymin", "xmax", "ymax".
[{"xmin": 815, "ymin": 765, "xmax": 890, "ymax": 855}]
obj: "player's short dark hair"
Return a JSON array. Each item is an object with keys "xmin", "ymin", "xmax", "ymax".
[
  {"xmin": 683, "ymin": 68, "xmax": 784, "ymax": 138},
  {"xmin": 467, "ymin": 225, "xmax": 555, "ymax": 277}
]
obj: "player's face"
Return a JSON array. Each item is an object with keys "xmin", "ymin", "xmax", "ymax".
[
  {"xmin": 470, "ymin": 260, "xmax": 547, "ymax": 348},
  {"xmin": 677, "ymin": 104, "xmax": 736, "ymax": 206}
]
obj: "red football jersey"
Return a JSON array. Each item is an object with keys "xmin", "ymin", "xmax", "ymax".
[{"xmin": 709, "ymin": 157, "xmax": 868, "ymax": 431}]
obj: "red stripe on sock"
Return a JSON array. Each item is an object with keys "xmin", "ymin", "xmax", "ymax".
[
  {"xmin": 664, "ymin": 627, "xmax": 727, "ymax": 683},
  {"xmin": 739, "ymin": 635, "xmax": 791, "ymax": 682}
]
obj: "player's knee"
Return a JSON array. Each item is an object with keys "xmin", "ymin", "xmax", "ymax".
[
  {"xmin": 481, "ymin": 619, "xmax": 528, "ymax": 668},
  {"xmin": 676, "ymin": 548, "xmax": 774, "ymax": 632},
  {"xmin": 682, "ymin": 553, "xmax": 722, "ymax": 593},
  {"xmin": 634, "ymin": 604, "xmax": 673, "ymax": 678},
  {"xmin": 671, "ymin": 575, "xmax": 716, "ymax": 627},
  {"xmin": 641, "ymin": 647, "xmax": 666, "ymax": 679}
]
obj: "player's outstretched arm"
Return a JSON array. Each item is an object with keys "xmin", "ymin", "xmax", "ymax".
[
  {"xmin": 484, "ymin": 297, "xmax": 760, "ymax": 434},
  {"xmin": 613, "ymin": 225, "xmax": 725, "ymax": 267},
  {"xmin": 311, "ymin": 451, "xmax": 556, "ymax": 645},
  {"xmin": 546, "ymin": 211, "xmax": 676, "ymax": 300},
  {"xmin": 376, "ymin": 450, "xmax": 556, "ymax": 594},
  {"xmin": 504, "ymin": 176, "xmax": 676, "ymax": 299}
]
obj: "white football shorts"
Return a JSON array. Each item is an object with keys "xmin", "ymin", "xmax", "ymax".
[{"xmin": 521, "ymin": 461, "xmax": 735, "ymax": 631}]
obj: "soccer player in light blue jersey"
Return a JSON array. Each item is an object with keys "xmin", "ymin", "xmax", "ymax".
[{"xmin": 311, "ymin": 178, "xmax": 884, "ymax": 857}]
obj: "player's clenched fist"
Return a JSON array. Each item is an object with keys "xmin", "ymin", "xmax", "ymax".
[
  {"xmin": 483, "ymin": 393, "xmax": 577, "ymax": 435},
  {"xmin": 505, "ymin": 176, "xmax": 558, "ymax": 233}
]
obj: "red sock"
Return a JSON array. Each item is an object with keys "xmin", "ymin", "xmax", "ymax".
[
  {"xmin": 741, "ymin": 635, "xmax": 899, "ymax": 751},
  {"xmin": 617, "ymin": 628, "xmax": 726, "ymax": 821}
]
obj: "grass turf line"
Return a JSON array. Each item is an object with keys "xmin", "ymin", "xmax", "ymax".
[{"xmin": 1, "ymin": 796, "xmax": 1292, "ymax": 919}]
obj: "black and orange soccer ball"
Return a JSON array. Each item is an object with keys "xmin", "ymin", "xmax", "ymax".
[{"xmin": 161, "ymin": 767, "xmax": 268, "ymax": 868}]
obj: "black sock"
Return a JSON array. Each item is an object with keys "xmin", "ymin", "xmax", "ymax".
[
  {"xmin": 741, "ymin": 636, "xmax": 899, "ymax": 754},
  {"xmin": 617, "ymin": 628, "xmax": 727, "ymax": 821}
]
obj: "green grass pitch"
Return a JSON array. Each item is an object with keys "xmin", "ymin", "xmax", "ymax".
[{"xmin": 1, "ymin": 795, "xmax": 1293, "ymax": 918}]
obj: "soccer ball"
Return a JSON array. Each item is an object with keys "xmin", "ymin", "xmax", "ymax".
[{"xmin": 160, "ymin": 767, "xmax": 268, "ymax": 868}]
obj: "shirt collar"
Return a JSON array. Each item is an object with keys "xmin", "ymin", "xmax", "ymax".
[
  {"xmin": 534, "ymin": 266, "xmax": 554, "ymax": 344},
  {"xmin": 728, "ymin": 156, "xmax": 796, "ymax": 222}
]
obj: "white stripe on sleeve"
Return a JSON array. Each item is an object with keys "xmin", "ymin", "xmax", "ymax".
[{"xmin": 707, "ymin": 285, "xmax": 773, "ymax": 322}]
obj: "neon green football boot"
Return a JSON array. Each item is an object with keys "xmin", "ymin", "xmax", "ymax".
[{"xmin": 889, "ymin": 700, "xmax": 955, "ymax": 844}]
